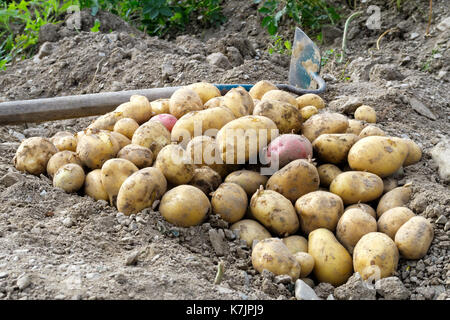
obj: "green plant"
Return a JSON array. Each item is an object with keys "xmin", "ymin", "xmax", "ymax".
[
  {"xmin": 268, "ymin": 34, "xmax": 291, "ymax": 55},
  {"xmin": 90, "ymin": 18, "xmax": 100, "ymax": 32}
]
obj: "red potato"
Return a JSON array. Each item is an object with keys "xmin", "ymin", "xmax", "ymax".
[
  {"xmin": 149, "ymin": 113, "xmax": 177, "ymax": 132},
  {"xmin": 265, "ymin": 134, "xmax": 313, "ymax": 168}
]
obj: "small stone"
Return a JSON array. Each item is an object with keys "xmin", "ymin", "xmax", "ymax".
[
  {"xmin": 436, "ymin": 215, "xmax": 447, "ymax": 224},
  {"xmin": 125, "ymin": 250, "xmax": 140, "ymax": 266},
  {"xmin": 223, "ymin": 229, "xmax": 236, "ymax": 241},
  {"xmin": 416, "ymin": 260, "xmax": 425, "ymax": 271},
  {"xmin": 409, "ymin": 97, "xmax": 437, "ymax": 120},
  {"xmin": 436, "ymin": 16, "xmax": 450, "ymax": 32},
  {"xmin": 314, "ymin": 282, "xmax": 335, "ymax": 299},
  {"xmin": 54, "ymin": 294, "xmax": 65, "ymax": 300},
  {"xmin": 206, "ymin": 52, "xmax": 232, "ymax": 70},
  {"xmin": 62, "ymin": 217, "xmax": 74, "ymax": 228},
  {"xmin": 329, "ymin": 96, "xmax": 362, "ymax": 114},
  {"xmin": 274, "ymin": 275, "xmax": 293, "ymax": 284},
  {"xmin": 375, "ymin": 277, "xmax": 410, "ymax": 300},
  {"xmin": 431, "ymin": 139, "xmax": 450, "ymax": 183},
  {"xmin": 410, "ymin": 32, "xmax": 420, "ymax": 40},
  {"xmin": 327, "ymin": 294, "xmax": 335, "ymax": 300},
  {"xmin": 261, "ymin": 269, "xmax": 275, "ymax": 281},
  {"xmin": 261, "ymin": 278, "xmax": 278, "ymax": 295},
  {"xmin": 16, "ymin": 274, "xmax": 31, "ymax": 290},
  {"xmin": 0, "ymin": 172, "xmax": 25, "ymax": 187},
  {"xmin": 295, "ymin": 279, "xmax": 321, "ymax": 300},
  {"xmin": 0, "ymin": 272, "xmax": 8, "ymax": 279},
  {"xmin": 208, "ymin": 229, "xmax": 229, "ymax": 256},
  {"xmin": 226, "ymin": 46, "xmax": 244, "ymax": 66},
  {"xmin": 334, "ymin": 272, "xmax": 376, "ymax": 300},
  {"xmin": 444, "ymin": 221, "xmax": 450, "ymax": 231}
]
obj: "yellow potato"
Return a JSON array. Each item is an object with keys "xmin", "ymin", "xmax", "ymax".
[
  {"xmin": 346, "ymin": 119, "xmax": 366, "ymax": 135},
  {"xmin": 188, "ymin": 166, "xmax": 221, "ymax": 195},
  {"xmin": 308, "ymin": 228, "xmax": 353, "ymax": 286},
  {"xmin": 113, "ymin": 118, "xmax": 139, "ymax": 139},
  {"xmin": 117, "ymin": 144, "xmax": 153, "ymax": 169},
  {"xmin": 211, "ymin": 182, "xmax": 247, "ymax": 223},
  {"xmin": 101, "ymin": 158, "xmax": 138, "ymax": 205},
  {"xmin": 261, "ymin": 90, "xmax": 297, "ymax": 108},
  {"xmin": 312, "ymin": 133, "xmax": 359, "ymax": 164},
  {"xmin": 109, "ymin": 131, "xmax": 131, "ymax": 150},
  {"xmin": 301, "ymin": 112, "xmax": 349, "ymax": 142},
  {"xmin": 354, "ymin": 105, "xmax": 376, "ymax": 123},
  {"xmin": 249, "ymin": 80, "xmax": 278, "ymax": 100},
  {"xmin": 88, "ymin": 111, "xmax": 124, "ymax": 131},
  {"xmin": 47, "ymin": 151, "xmax": 83, "ymax": 178},
  {"xmin": 317, "ymin": 164, "xmax": 342, "ymax": 187},
  {"xmin": 395, "ymin": 216, "xmax": 433, "ymax": 259},
  {"xmin": 376, "ymin": 184, "xmax": 412, "ymax": 218},
  {"xmin": 159, "ymin": 185, "xmax": 211, "ymax": 227},
  {"xmin": 230, "ymin": 219, "xmax": 271, "ymax": 247},
  {"xmin": 204, "ymin": 96, "xmax": 224, "ymax": 109},
  {"xmin": 353, "ymin": 232, "xmax": 399, "ymax": 280},
  {"xmin": 282, "ymin": 235, "xmax": 308, "ymax": 254},
  {"xmin": 150, "ymin": 98, "xmax": 170, "ymax": 115},
  {"xmin": 266, "ymin": 159, "xmax": 320, "ymax": 202},
  {"xmin": 295, "ymin": 191, "xmax": 344, "ymax": 234},
  {"xmin": 403, "ymin": 139, "xmax": 422, "ymax": 166},
  {"xmin": 224, "ymin": 170, "xmax": 268, "ymax": 196},
  {"xmin": 131, "ymin": 120, "xmax": 171, "ymax": 161},
  {"xmin": 169, "ymin": 87, "xmax": 203, "ymax": 119},
  {"xmin": 253, "ymin": 100, "xmax": 302, "ymax": 134},
  {"xmin": 336, "ymin": 208, "xmax": 377, "ymax": 254},
  {"xmin": 187, "ymin": 82, "xmax": 221, "ymax": 104},
  {"xmin": 84, "ymin": 169, "xmax": 108, "ymax": 201},
  {"xmin": 250, "ymin": 188, "xmax": 299, "ymax": 236},
  {"xmin": 222, "ymin": 87, "xmax": 254, "ymax": 118},
  {"xmin": 293, "ymin": 252, "xmax": 315, "ymax": 278},
  {"xmin": 14, "ymin": 137, "xmax": 58, "ymax": 175},
  {"xmin": 296, "ymin": 93, "xmax": 325, "ymax": 110},
  {"xmin": 53, "ymin": 163, "xmax": 85, "ymax": 193},
  {"xmin": 51, "ymin": 132, "xmax": 77, "ymax": 152},
  {"xmin": 330, "ymin": 171, "xmax": 383, "ymax": 205},
  {"xmin": 76, "ymin": 130, "xmax": 120, "ymax": 169},
  {"xmin": 348, "ymin": 136, "xmax": 409, "ymax": 178},
  {"xmin": 344, "ymin": 203, "xmax": 376, "ymax": 219},
  {"xmin": 115, "ymin": 95, "xmax": 152, "ymax": 124},
  {"xmin": 377, "ymin": 207, "xmax": 415, "ymax": 239},
  {"xmin": 251, "ymin": 238, "xmax": 301, "ymax": 280},
  {"xmin": 154, "ymin": 144, "xmax": 195, "ymax": 185},
  {"xmin": 358, "ymin": 125, "xmax": 385, "ymax": 138},
  {"xmin": 300, "ymin": 105, "xmax": 318, "ymax": 120}
]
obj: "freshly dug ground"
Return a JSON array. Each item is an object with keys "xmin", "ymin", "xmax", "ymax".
[{"xmin": 0, "ymin": 0, "xmax": 448, "ymax": 300}]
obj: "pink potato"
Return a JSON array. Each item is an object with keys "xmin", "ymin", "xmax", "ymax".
[
  {"xmin": 150, "ymin": 114, "xmax": 177, "ymax": 132},
  {"xmin": 266, "ymin": 134, "xmax": 313, "ymax": 168}
]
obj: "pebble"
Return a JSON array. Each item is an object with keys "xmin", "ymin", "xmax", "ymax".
[
  {"xmin": 444, "ymin": 221, "xmax": 450, "ymax": 231},
  {"xmin": 62, "ymin": 217, "xmax": 74, "ymax": 228},
  {"xmin": 17, "ymin": 274, "xmax": 31, "ymax": 290},
  {"xmin": 0, "ymin": 272, "xmax": 8, "ymax": 279},
  {"xmin": 436, "ymin": 215, "xmax": 447, "ymax": 224},
  {"xmin": 334, "ymin": 273, "xmax": 376, "ymax": 300},
  {"xmin": 375, "ymin": 277, "xmax": 411, "ymax": 300},
  {"xmin": 295, "ymin": 279, "xmax": 321, "ymax": 300},
  {"xmin": 410, "ymin": 32, "xmax": 420, "ymax": 40},
  {"xmin": 125, "ymin": 250, "xmax": 140, "ymax": 266},
  {"xmin": 208, "ymin": 229, "xmax": 229, "ymax": 256},
  {"xmin": 274, "ymin": 275, "xmax": 293, "ymax": 284}
]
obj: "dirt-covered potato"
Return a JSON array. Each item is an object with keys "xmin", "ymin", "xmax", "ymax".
[
  {"xmin": 109, "ymin": 131, "xmax": 131, "ymax": 150},
  {"xmin": 261, "ymin": 89, "xmax": 297, "ymax": 108},
  {"xmin": 159, "ymin": 185, "xmax": 211, "ymax": 227},
  {"xmin": 204, "ymin": 96, "xmax": 225, "ymax": 109},
  {"xmin": 251, "ymin": 238, "xmax": 301, "ymax": 280},
  {"xmin": 76, "ymin": 130, "xmax": 120, "ymax": 169},
  {"xmin": 296, "ymin": 93, "xmax": 325, "ymax": 110},
  {"xmin": 84, "ymin": 169, "xmax": 108, "ymax": 201},
  {"xmin": 117, "ymin": 144, "xmax": 153, "ymax": 169},
  {"xmin": 293, "ymin": 252, "xmax": 315, "ymax": 278},
  {"xmin": 117, "ymin": 167, "xmax": 167, "ymax": 215},
  {"xmin": 376, "ymin": 184, "xmax": 412, "ymax": 218},
  {"xmin": 395, "ymin": 216, "xmax": 433, "ymax": 259},
  {"xmin": 189, "ymin": 166, "xmax": 222, "ymax": 195},
  {"xmin": 344, "ymin": 203, "xmax": 376, "ymax": 219},
  {"xmin": 266, "ymin": 159, "xmax": 320, "ymax": 202},
  {"xmin": 113, "ymin": 118, "xmax": 139, "ymax": 139},
  {"xmin": 253, "ymin": 100, "xmax": 302, "ymax": 134},
  {"xmin": 312, "ymin": 133, "xmax": 359, "ymax": 164},
  {"xmin": 187, "ymin": 82, "xmax": 221, "ymax": 104},
  {"xmin": 336, "ymin": 208, "xmax": 377, "ymax": 254},
  {"xmin": 115, "ymin": 95, "xmax": 152, "ymax": 124},
  {"xmin": 377, "ymin": 207, "xmax": 415, "ymax": 240},
  {"xmin": 301, "ymin": 112, "xmax": 349, "ymax": 142},
  {"xmin": 358, "ymin": 125, "xmax": 385, "ymax": 138},
  {"xmin": 53, "ymin": 163, "xmax": 85, "ymax": 193},
  {"xmin": 88, "ymin": 111, "xmax": 124, "ymax": 131},
  {"xmin": 51, "ymin": 132, "xmax": 77, "ymax": 152},
  {"xmin": 403, "ymin": 139, "xmax": 422, "ymax": 166},
  {"xmin": 154, "ymin": 144, "xmax": 195, "ymax": 185},
  {"xmin": 230, "ymin": 219, "xmax": 271, "ymax": 247},
  {"xmin": 14, "ymin": 137, "xmax": 58, "ymax": 176},
  {"xmin": 169, "ymin": 87, "xmax": 203, "ymax": 119},
  {"xmin": 348, "ymin": 136, "xmax": 409, "ymax": 178},
  {"xmin": 282, "ymin": 235, "xmax": 308, "ymax": 254},
  {"xmin": 47, "ymin": 151, "xmax": 83, "ymax": 178},
  {"xmin": 101, "ymin": 158, "xmax": 138, "ymax": 205},
  {"xmin": 353, "ymin": 232, "xmax": 399, "ymax": 280},
  {"xmin": 216, "ymin": 115, "xmax": 278, "ymax": 164},
  {"xmin": 211, "ymin": 182, "xmax": 247, "ymax": 223},
  {"xmin": 317, "ymin": 164, "xmax": 342, "ymax": 187},
  {"xmin": 250, "ymin": 188, "xmax": 299, "ymax": 236},
  {"xmin": 131, "ymin": 120, "xmax": 171, "ymax": 160},
  {"xmin": 346, "ymin": 119, "xmax": 366, "ymax": 135},
  {"xmin": 150, "ymin": 98, "xmax": 170, "ymax": 115},
  {"xmin": 354, "ymin": 105, "xmax": 376, "ymax": 123},
  {"xmin": 330, "ymin": 171, "xmax": 383, "ymax": 205},
  {"xmin": 249, "ymin": 80, "xmax": 278, "ymax": 100},
  {"xmin": 222, "ymin": 87, "xmax": 254, "ymax": 118},
  {"xmin": 295, "ymin": 191, "xmax": 344, "ymax": 234},
  {"xmin": 300, "ymin": 105, "xmax": 318, "ymax": 120},
  {"xmin": 265, "ymin": 134, "xmax": 313, "ymax": 169},
  {"xmin": 224, "ymin": 170, "xmax": 268, "ymax": 196},
  {"xmin": 383, "ymin": 177, "xmax": 398, "ymax": 193},
  {"xmin": 308, "ymin": 228, "xmax": 353, "ymax": 286}
]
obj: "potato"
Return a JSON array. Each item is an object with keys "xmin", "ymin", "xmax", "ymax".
[
  {"xmin": 265, "ymin": 134, "xmax": 313, "ymax": 169},
  {"xmin": 171, "ymin": 107, "xmax": 235, "ymax": 147},
  {"xmin": 300, "ymin": 105, "xmax": 318, "ymax": 120},
  {"xmin": 76, "ymin": 130, "xmax": 120, "ymax": 169},
  {"xmin": 51, "ymin": 132, "xmax": 77, "ymax": 152},
  {"xmin": 302, "ymin": 113, "xmax": 349, "ymax": 142},
  {"xmin": 377, "ymin": 207, "xmax": 415, "ymax": 240},
  {"xmin": 131, "ymin": 120, "xmax": 171, "ymax": 161},
  {"xmin": 117, "ymin": 144, "xmax": 153, "ymax": 169},
  {"xmin": 317, "ymin": 164, "xmax": 342, "ymax": 187},
  {"xmin": 204, "ymin": 96, "xmax": 224, "ymax": 109},
  {"xmin": 116, "ymin": 95, "xmax": 152, "ymax": 124},
  {"xmin": 222, "ymin": 87, "xmax": 254, "ymax": 118},
  {"xmin": 109, "ymin": 131, "xmax": 131, "ymax": 150},
  {"xmin": 383, "ymin": 177, "xmax": 398, "ymax": 193},
  {"xmin": 394, "ymin": 216, "xmax": 433, "ymax": 259},
  {"xmin": 47, "ymin": 151, "xmax": 82, "ymax": 178},
  {"xmin": 113, "ymin": 118, "xmax": 139, "ymax": 139},
  {"xmin": 230, "ymin": 219, "xmax": 271, "ymax": 247},
  {"xmin": 216, "ymin": 115, "xmax": 278, "ymax": 164},
  {"xmin": 353, "ymin": 232, "xmax": 399, "ymax": 280},
  {"xmin": 347, "ymin": 136, "xmax": 409, "ymax": 178},
  {"xmin": 154, "ymin": 144, "xmax": 195, "ymax": 185},
  {"xmin": 75, "ymin": 130, "xmax": 85, "ymax": 142},
  {"xmin": 189, "ymin": 166, "xmax": 222, "ymax": 195},
  {"xmin": 282, "ymin": 235, "xmax": 308, "ymax": 254},
  {"xmin": 261, "ymin": 90, "xmax": 297, "ymax": 108},
  {"xmin": 354, "ymin": 105, "xmax": 376, "ymax": 123},
  {"xmin": 84, "ymin": 169, "xmax": 108, "ymax": 201},
  {"xmin": 308, "ymin": 228, "xmax": 353, "ymax": 286},
  {"xmin": 251, "ymin": 238, "xmax": 301, "ymax": 280},
  {"xmin": 253, "ymin": 100, "xmax": 302, "ymax": 134},
  {"xmin": 249, "ymin": 80, "xmax": 278, "ymax": 100},
  {"xmin": 101, "ymin": 158, "xmax": 138, "ymax": 205},
  {"xmin": 186, "ymin": 136, "xmax": 230, "ymax": 178},
  {"xmin": 296, "ymin": 93, "xmax": 325, "ymax": 110},
  {"xmin": 150, "ymin": 98, "xmax": 170, "ymax": 115},
  {"xmin": 14, "ymin": 137, "xmax": 58, "ymax": 175},
  {"xmin": 117, "ymin": 167, "xmax": 167, "ymax": 215},
  {"xmin": 312, "ymin": 133, "xmax": 359, "ymax": 164},
  {"xmin": 150, "ymin": 113, "xmax": 177, "ymax": 132},
  {"xmin": 224, "ymin": 170, "xmax": 268, "ymax": 196},
  {"xmin": 250, "ymin": 188, "xmax": 299, "ymax": 236},
  {"xmin": 53, "ymin": 163, "xmax": 85, "ymax": 193},
  {"xmin": 295, "ymin": 191, "xmax": 344, "ymax": 234},
  {"xmin": 88, "ymin": 111, "xmax": 124, "ymax": 131},
  {"xmin": 403, "ymin": 139, "xmax": 422, "ymax": 166},
  {"xmin": 187, "ymin": 82, "xmax": 221, "ymax": 104},
  {"xmin": 346, "ymin": 119, "xmax": 366, "ymax": 135},
  {"xmin": 293, "ymin": 252, "xmax": 315, "ymax": 278},
  {"xmin": 159, "ymin": 185, "xmax": 211, "ymax": 227},
  {"xmin": 358, "ymin": 125, "xmax": 385, "ymax": 138},
  {"xmin": 336, "ymin": 208, "xmax": 377, "ymax": 253},
  {"xmin": 169, "ymin": 87, "xmax": 203, "ymax": 119},
  {"xmin": 211, "ymin": 182, "xmax": 247, "ymax": 223},
  {"xmin": 330, "ymin": 171, "xmax": 383, "ymax": 205},
  {"xmin": 376, "ymin": 184, "xmax": 412, "ymax": 218},
  {"xmin": 344, "ymin": 203, "xmax": 376, "ymax": 219},
  {"xmin": 266, "ymin": 159, "xmax": 320, "ymax": 202}
]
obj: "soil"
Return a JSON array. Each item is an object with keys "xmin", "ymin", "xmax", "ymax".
[{"xmin": 0, "ymin": 1, "xmax": 448, "ymax": 300}]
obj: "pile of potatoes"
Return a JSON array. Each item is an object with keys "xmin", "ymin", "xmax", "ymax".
[{"xmin": 13, "ymin": 80, "xmax": 433, "ymax": 288}]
